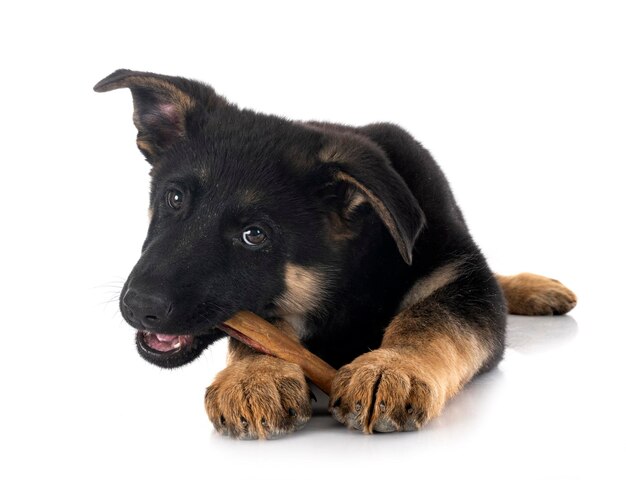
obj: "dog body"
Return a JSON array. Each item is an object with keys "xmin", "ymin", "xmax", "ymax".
[{"xmin": 95, "ymin": 70, "xmax": 576, "ymax": 438}]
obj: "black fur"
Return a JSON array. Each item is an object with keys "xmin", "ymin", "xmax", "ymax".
[{"xmin": 94, "ymin": 70, "xmax": 506, "ymax": 371}]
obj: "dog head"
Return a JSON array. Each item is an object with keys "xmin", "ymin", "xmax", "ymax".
[{"xmin": 95, "ymin": 70, "xmax": 424, "ymax": 368}]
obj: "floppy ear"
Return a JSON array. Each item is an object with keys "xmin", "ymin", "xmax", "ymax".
[
  {"xmin": 321, "ymin": 135, "xmax": 425, "ymax": 265},
  {"xmin": 94, "ymin": 69, "xmax": 227, "ymax": 162}
]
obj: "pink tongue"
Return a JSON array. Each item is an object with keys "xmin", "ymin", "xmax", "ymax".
[
  {"xmin": 156, "ymin": 334, "xmax": 178, "ymax": 342},
  {"xmin": 144, "ymin": 333, "xmax": 180, "ymax": 352},
  {"xmin": 143, "ymin": 332, "xmax": 193, "ymax": 353}
]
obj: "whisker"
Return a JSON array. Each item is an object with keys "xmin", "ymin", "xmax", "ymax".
[
  {"xmin": 98, "ymin": 294, "xmax": 121, "ymax": 306},
  {"xmin": 91, "ymin": 277, "xmax": 126, "ymax": 290}
]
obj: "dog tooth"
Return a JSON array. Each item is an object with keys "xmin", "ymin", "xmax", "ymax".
[{"xmin": 173, "ymin": 340, "xmax": 181, "ymax": 349}]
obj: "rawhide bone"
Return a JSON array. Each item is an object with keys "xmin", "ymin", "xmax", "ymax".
[{"xmin": 217, "ymin": 311, "xmax": 337, "ymax": 394}]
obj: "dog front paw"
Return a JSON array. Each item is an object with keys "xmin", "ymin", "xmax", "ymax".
[
  {"xmin": 329, "ymin": 349, "xmax": 440, "ymax": 433},
  {"xmin": 205, "ymin": 356, "xmax": 312, "ymax": 439}
]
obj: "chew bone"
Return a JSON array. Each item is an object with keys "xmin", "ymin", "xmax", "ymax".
[{"xmin": 217, "ymin": 311, "xmax": 337, "ymax": 394}]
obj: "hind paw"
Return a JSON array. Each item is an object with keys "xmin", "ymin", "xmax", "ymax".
[{"xmin": 499, "ymin": 273, "xmax": 577, "ymax": 315}]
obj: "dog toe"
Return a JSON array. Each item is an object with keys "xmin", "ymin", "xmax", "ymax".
[
  {"xmin": 205, "ymin": 356, "xmax": 312, "ymax": 439},
  {"xmin": 329, "ymin": 350, "xmax": 437, "ymax": 434}
]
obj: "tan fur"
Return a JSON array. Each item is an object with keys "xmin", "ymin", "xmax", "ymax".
[
  {"xmin": 274, "ymin": 263, "xmax": 326, "ymax": 319},
  {"xmin": 383, "ymin": 306, "xmax": 490, "ymax": 395},
  {"xmin": 330, "ymin": 300, "xmax": 490, "ymax": 433},
  {"xmin": 317, "ymin": 129, "xmax": 388, "ymax": 165},
  {"xmin": 334, "ymin": 171, "xmax": 405, "ymax": 259},
  {"xmin": 106, "ymin": 74, "xmax": 199, "ymax": 154},
  {"xmin": 136, "ymin": 138, "xmax": 156, "ymax": 157},
  {"xmin": 103, "ymin": 74, "xmax": 196, "ymax": 112},
  {"xmin": 206, "ymin": 320, "xmax": 311, "ymax": 439},
  {"xmin": 317, "ymin": 134, "xmax": 356, "ymax": 163},
  {"xmin": 397, "ymin": 260, "xmax": 463, "ymax": 312},
  {"xmin": 273, "ymin": 263, "xmax": 327, "ymax": 339},
  {"xmin": 317, "ymin": 132, "xmax": 417, "ymax": 263},
  {"xmin": 497, "ymin": 272, "xmax": 577, "ymax": 315},
  {"xmin": 318, "ymin": 132, "xmax": 398, "ymax": 239},
  {"xmin": 344, "ymin": 190, "xmax": 367, "ymax": 215},
  {"xmin": 326, "ymin": 189, "xmax": 367, "ymax": 242},
  {"xmin": 205, "ymin": 355, "xmax": 311, "ymax": 439},
  {"xmin": 330, "ymin": 272, "xmax": 577, "ymax": 433}
]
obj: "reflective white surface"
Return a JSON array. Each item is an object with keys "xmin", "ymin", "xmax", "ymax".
[{"xmin": 3, "ymin": 288, "xmax": 623, "ymax": 479}]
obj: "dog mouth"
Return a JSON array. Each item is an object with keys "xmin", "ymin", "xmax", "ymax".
[
  {"xmin": 135, "ymin": 329, "xmax": 224, "ymax": 368},
  {"xmin": 140, "ymin": 332, "xmax": 195, "ymax": 353}
]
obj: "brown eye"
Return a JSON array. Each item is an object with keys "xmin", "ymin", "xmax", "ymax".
[
  {"xmin": 242, "ymin": 226, "xmax": 267, "ymax": 247},
  {"xmin": 165, "ymin": 189, "xmax": 184, "ymax": 209}
]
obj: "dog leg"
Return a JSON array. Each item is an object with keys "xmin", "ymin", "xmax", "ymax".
[
  {"xmin": 205, "ymin": 321, "xmax": 312, "ymax": 439},
  {"xmin": 497, "ymin": 273, "xmax": 577, "ymax": 315},
  {"xmin": 330, "ymin": 272, "xmax": 504, "ymax": 433}
]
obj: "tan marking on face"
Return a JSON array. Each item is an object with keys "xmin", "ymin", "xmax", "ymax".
[
  {"xmin": 496, "ymin": 272, "xmax": 577, "ymax": 315},
  {"xmin": 274, "ymin": 264, "xmax": 326, "ymax": 338},
  {"xmin": 397, "ymin": 260, "xmax": 463, "ymax": 312}
]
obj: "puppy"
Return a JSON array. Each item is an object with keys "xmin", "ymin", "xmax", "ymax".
[{"xmin": 94, "ymin": 70, "xmax": 576, "ymax": 438}]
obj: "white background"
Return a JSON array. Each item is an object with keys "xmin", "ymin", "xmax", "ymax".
[{"xmin": 1, "ymin": 1, "xmax": 625, "ymax": 479}]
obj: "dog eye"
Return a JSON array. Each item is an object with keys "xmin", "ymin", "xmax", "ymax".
[
  {"xmin": 165, "ymin": 189, "xmax": 185, "ymax": 210},
  {"xmin": 242, "ymin": 226, "xmax": 267, "ymax": 247}
]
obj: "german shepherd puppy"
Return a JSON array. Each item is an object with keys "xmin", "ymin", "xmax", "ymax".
[{"xmin": 94, "ymin": 70, "xmax": 576, "ymax": 439}]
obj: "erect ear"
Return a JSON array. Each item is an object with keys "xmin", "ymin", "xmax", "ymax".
[
  {"xmin": 94, "ymin": 69, "xmax": 227, "ymax": 162},
  {"xmin": 321, "ymin": 134, "xmax": 425, "ymax": 265}
]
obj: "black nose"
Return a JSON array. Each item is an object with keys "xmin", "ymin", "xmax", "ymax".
[{"xmin": 122, "ymin": 289, "xmax": 173, "ymax": 330}]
